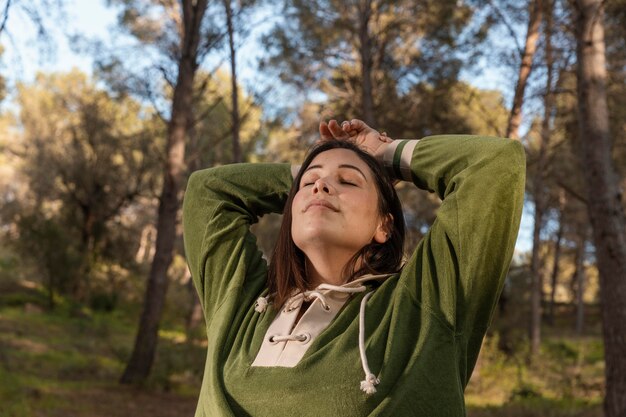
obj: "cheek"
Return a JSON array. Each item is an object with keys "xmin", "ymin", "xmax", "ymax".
[
  {"xmin": 353, "ymin": 192, "xmax": 380, "ymax": 220},
  {"xmin": 291, "ymin": 192, "xmax": 304, "ymax": 219},
  {"xmin": 290, "ymin": 193, "xmax": 304, "ymax": 239}
]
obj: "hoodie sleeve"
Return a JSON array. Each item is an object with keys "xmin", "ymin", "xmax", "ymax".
[
  {"xmin": 182, "ymin": 163, "xmax": 293, "ymax": 321},
  {"xmin": 383, "ymin": 135, "xmax": 526, "ymax": 385}
]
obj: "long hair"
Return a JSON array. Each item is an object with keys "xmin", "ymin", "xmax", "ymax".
[{"xmin": 267, "ymin": 140, "xmax": 405, "ymax": 308}]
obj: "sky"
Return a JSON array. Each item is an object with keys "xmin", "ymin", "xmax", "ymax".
[
  {"xmin": 1, "ymin": 1, "xmax": 115, "ymax": 84},
  {"xmin": 0, "ymin": 0, "xmax": 534, "ymax": 253}
]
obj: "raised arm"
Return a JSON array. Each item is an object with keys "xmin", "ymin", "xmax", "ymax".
[
  {"xmin": 329, "ymin": 119, "xmax": 525, "ymax": 385},
  {"xmin": 182, "ymin": 163, "xmax": 293, "ymax": 320},
  {"xmin": 387, "ymin": 134, "xmax": 525, "ymax": 384}
]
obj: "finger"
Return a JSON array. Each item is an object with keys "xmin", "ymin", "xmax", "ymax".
[
  {"xmin": 349, "ymin": 119, "xmax": 371, "ymax": 133},
  {"xmin": 341, "ymin": 120, "xmax": 358, "ymax": 136},
  {"xmin": 328, "ymin": 119, "xmax": 350, "ymax": 139},
  {"xmin": 319, "ymin": 122, "xmax": 333, "ymax": 140}
]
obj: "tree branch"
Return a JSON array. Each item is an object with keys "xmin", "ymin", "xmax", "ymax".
[
  {"xmin": 485, "ymin": 0, "xmax": 524, "ymax": 58},
  {"xmin": 0, "ymin": 0, "xmax": 11, "ymax": 35}
]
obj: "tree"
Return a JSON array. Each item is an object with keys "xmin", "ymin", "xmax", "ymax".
[
  {"xmin": 546, "ymin": 189, "xmax": 564, "ymax": 326},
  {"xmin": 0, "ymin": 0, "xmax": 65, "ymax": 63},
  {"xmin": 262, "ymin": 0, "xmax": 482, "ymax": 126},
  {"xmin": 222, "ymin": 0, "xmax": 242, "ymax": 162},
  {"xmin": 2, "ymin": 70, "xmax": 158, "ymax": 304},
  {"xmin": 574, "ymin": 0, "xmax": 626, "ymax": 415},
  {"xmin": 505, "ymin": 0, "xmax": 543, "ymax": 139},
  {"xmin": 118, "ymin": 0, "xmax": 214, "ymax": 384},
  {"xmin": 527, "ymin": 0, "xmax": 557, "ymax": 358}
]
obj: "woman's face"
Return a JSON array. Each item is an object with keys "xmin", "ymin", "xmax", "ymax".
[{"xmin": 291, "ymin": 148, "xmax": 387, "ymax": 255}]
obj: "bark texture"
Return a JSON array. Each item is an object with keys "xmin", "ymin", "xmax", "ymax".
[
  {"xmin": 575, "ymin": 0, "xmax": 626, "ymax": 415},
  {"xmin": 121, "ymin": 0, "xmax": 208, "ymax": 384},
  {"xmin": 357, "ymin": 0, "xmax": 375, "ymax": 126},
  {"xmin": 573, "ymin": 229, "xmax": 585, "ymax": 336},
  {"xmin": 506, "ymin": 0, "xmax": 543, "ymax": 139},
  {"xmin": 529, "ymin": 0, "xmax": 553, "ymax": 356},
  {"xmin": 224, "ymin": 0, "xmax": 241, "ymax": 163},
  {"xmin": 546, "ymin": 226, "xmax": 562, "ymax": 325}
]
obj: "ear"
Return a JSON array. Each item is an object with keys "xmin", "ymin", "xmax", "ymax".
[{"xmin": 373, "ymin": 214, "xmax": 393, "ymax": 244}]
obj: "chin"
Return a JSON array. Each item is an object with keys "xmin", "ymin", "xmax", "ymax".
[
  {"xmin": 293, "ymin": 232, "xmax": 334, "ymax": 251},
  {"xmin": 295, "ymin": 233, "xmax": 366, "ymax": 255}
]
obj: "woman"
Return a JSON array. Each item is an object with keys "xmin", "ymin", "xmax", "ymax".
[{"xmin": 182, "ymin": 119, "xmax": 525, "ymax": 416}]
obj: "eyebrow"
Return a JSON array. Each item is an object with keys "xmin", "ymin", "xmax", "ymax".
[{"xmin": 304, "ymin": 164, "xmax": 368, "ymax": 181}]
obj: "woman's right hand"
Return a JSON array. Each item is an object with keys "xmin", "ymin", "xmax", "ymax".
[{"xmin": 319, "ymin": 119, "xmax": 393, "ymax": 160}]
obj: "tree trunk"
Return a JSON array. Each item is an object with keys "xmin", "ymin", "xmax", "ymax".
[
  {"xmin": 224, "ymin": 0, "xmax": 241, "ymax": 163},
  {"xmin": 529, "ymin": 188, "xmax": 545, "ymax": 359},
  {"xmin": 548, "ymin": 191, "xmax": 565, "ymax": 326},
  {"xmin": 47, "ymin": 271, "xmax": 55, "ymax": 310},
  {"xmin": 185, "ymin": 273, "xmax": 204, "ymax": 340},
  {"xmin": 121, "ymin": 0, "xmax": 208, "ymax": 384},
  {"xmin": 574, "ymin": 0, "xmax": 626, "ymax": 415},
  {"xmin": 75, "ymin": 206, "xmax": 96, "ymax": 303},
  {"xmin": 529, "ymin": 0, "xmax": 556, "ymax": 359},
  {"xmin": 184, "ymin": 110, "xmax": 204, "ymax": 341},
  {"xmin": 573, "ymin": 229, "xmax": 585, "ymax": 335},
  {"xmin": 357, "ymin": 0, "xmax": 375, "ymax": 126},
  {"xmin": 506, "ymin": 0, "xmax": 543, "ymax": 139}
]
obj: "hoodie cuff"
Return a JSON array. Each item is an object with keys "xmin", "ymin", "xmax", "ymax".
[{"xmin": 382, "ymin": 139, "xmax": 419, "ymax": 182}]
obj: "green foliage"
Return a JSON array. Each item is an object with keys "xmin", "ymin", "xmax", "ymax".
[
  {"xmin": 1, "ymin": 69, "xmax": 163, "ymax": 303},
  {"xmin": 261, "ymin": 0, "xmax": 491, "ymax": 128},
  {"xmin": 14, "ymin": 213, "xmax": 83, "ymax": 298},
  {"xmin": 263, "ymin": 0, "xmax": 475, "ymax": 88},
  {"xmin": 107, "ymin": 0, "xmax": 223, "ymax": 57},
  {"xmin": 189, "ymin": 70, "xmax": 266, "ymax": 166},
  {"xmin": 465, "ymin": 330, "xmax": 605, "ymax": 410}
]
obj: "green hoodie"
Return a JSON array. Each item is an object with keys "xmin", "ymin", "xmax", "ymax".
[{"xmin": 182, "ymin": 135, "xmax": 526, "ymax": 416}]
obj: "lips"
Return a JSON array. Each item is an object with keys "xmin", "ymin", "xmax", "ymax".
[{"xmin": 304, "ymin": 199, "xmax": 339, "ymax": 212}]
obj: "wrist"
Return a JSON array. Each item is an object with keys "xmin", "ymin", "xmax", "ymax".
[
  {"xmin": 374, "ymin": 141, "xmax": 391, "ymax": 162},
  {"xmin": 381, "ymin": 139, "xmax": 420, "ymax": 182}
]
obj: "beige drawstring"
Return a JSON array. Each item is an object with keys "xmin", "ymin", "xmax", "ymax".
[
  {"xmin": 358, "ymin": 291, "xmax": 379, "ymax": 394},
  {"xmin": 255, "ymin": 296, "xmax": 269, "ymax": 313}
]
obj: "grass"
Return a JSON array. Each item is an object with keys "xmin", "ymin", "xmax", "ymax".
[
  {"xmin": 468, "ymin": 399, "xmax": 603, "ymax": 417},
  {"xmin": 0, "ymin": 279, "xmax": 203, "ymax": 417},
  {"xmin": 465, "ymin": 331, "xmax": 604, "ymax": 416}
]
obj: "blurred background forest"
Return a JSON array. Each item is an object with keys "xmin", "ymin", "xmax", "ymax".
[{"xmin": 0, "ymin": 0, "xmax": 625, "ymax": 416}]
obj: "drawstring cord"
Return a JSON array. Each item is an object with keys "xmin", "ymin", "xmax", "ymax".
[
  {"xmin": 254, "ymin": 296, "xmax": 269, "ymax": 313},
  {"xmin": 254, "ymin": 283, "xmax": 380, "ymax": 395},
  {"xmin": 358, "ymin": 291, "xmax": 379, "ymax": 394}
]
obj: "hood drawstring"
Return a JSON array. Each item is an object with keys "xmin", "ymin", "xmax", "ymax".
[
  {"xmin": 254, "ymin": 296, "xmax": 269, "ymax": 313},
  {"xmin": 254, "ymin": 283, "xmax": 380, "ymax": 395},
  {"xmin": 358, "ymin": 291, "xmax": 379, "ymax": 394}
]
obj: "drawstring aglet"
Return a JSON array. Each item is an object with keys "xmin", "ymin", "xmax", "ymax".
[
  {"xmin": 255, "ymin": 296, "xmax": 269, "ymax": 313},
  {"xmin": 360, "ymin": 373, "xmax": 380, "ymax": 395}
]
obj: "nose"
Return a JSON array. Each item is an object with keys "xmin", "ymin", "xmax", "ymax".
[{"xmin": 312, "ymin": 177, "xmax": 332, "ymax": 194}]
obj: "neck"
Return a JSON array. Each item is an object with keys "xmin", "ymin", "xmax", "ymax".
[{"xmin": 304, "ymin": 247, "xmax": 358, "ymax": 288}]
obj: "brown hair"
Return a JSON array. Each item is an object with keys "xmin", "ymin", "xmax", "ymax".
[{"xmin": 267, "ymin": 140, "xmax": 405, "ymax": 308}]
